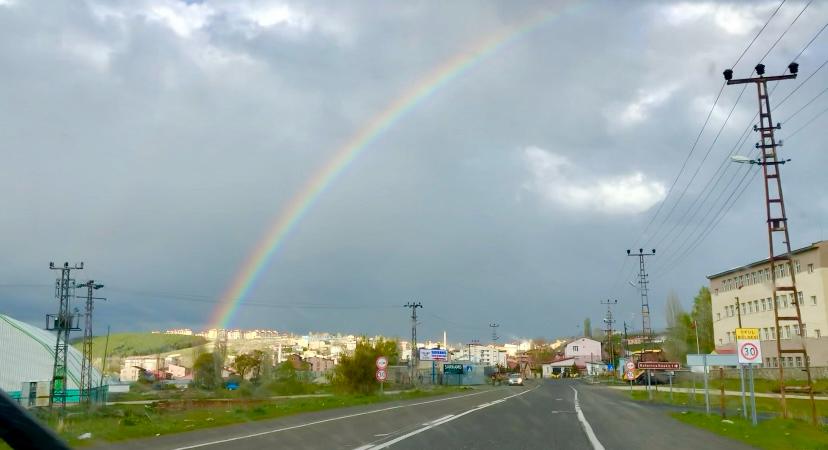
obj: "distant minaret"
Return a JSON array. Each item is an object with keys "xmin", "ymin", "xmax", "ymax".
[
  {"xmin": 443, "ymin": 331, "xmax": 447, "ymax": 349},
  {"xmin": 277, "ymin": 343, "xmax": 283, "ymax": 363}
]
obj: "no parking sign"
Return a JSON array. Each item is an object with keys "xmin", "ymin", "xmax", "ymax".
[{"xmin": 736, "ymin": 328, "xmax": 762, "ymax": 365}]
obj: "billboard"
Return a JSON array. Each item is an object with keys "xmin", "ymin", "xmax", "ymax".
[{"xmin": 419, "ymin": 348, "xmax": 448, "ymax": 361}]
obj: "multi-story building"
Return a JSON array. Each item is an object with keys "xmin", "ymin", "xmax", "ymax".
[{"xmin": 708, "ymin": 240, "xmax": 828, "ymax": 367}]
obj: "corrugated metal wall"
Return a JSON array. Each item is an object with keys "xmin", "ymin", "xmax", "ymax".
[{"xmin": 0, "ymin": 314, "xmax": 101, "ymax": 394}]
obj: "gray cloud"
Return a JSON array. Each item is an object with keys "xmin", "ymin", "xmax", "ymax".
[{"xmin": 1, "ymin": 0, "xmax": 827, "ymax": 342}]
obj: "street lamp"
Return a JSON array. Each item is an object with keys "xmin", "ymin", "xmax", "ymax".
[{"xmin": 730, "ymin": 155, "xmax": 790, "ymax": 165}]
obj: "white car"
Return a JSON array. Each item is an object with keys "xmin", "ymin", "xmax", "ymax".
[{"xmin": 507, "ymin": 373, "xmax": 523, "ymax": 386}]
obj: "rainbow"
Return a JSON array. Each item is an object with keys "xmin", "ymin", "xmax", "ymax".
[{"xmin": 209, "ymin": 3, "xmax": 586, "ymax": 329}]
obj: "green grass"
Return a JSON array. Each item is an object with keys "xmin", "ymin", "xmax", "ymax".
[
  {"xmin": 32, "ymin": 387, "xmax": 469, "ymax": 447},
  {"xmin": 71, "ymin": 332, "xmax": 206, "ymax": 360},
  {"xmin": 629, "ymin": 389, "xmax": 828, "ymax": 421},
  {"xmin": 672, "ymin": 411, "xmax": 828, "ymax": 450},
  {"xmin": 671, "ymin": 377, "xmax": 828, "ymax": 395}
]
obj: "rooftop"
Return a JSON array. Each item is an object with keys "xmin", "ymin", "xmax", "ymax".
[{"xmin": 706, "ymin": 240, "xmax": 826, "ymax": 280}]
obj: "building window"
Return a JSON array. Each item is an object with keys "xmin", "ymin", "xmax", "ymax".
[
  {"xmin": 794, "ymin": 324, "xmax": 800, "ymax": 336},
  {"xmin": 572, "ymin": 345, "xmax": 578, "ymax": 352},
  {"xmin": 765, "ymin": 357, "xmax": 771, "ymax": 367},
  {"xmin": 812, "ymin": 296, "xmax": 817, "ymax": 306},
  {"xmin": 784, "ymin": 325, "xmax": 791, "ymax": 339},
  {"xmin": 717, "ymin": 313, "xmax": 721, "ymax": 321},
  {"xmin": 761, "ymin": 298, "xmax": 767, "ymax": 311},
  {"xmin": 772, "ymin": 357, "xmax": 778, "ymax": 367},
  {"xmin": 747, "ymin": 302, "xmax": 752, "ymax": 314},
  {"xmin": 781, "ymin": 295, "xmax": 788, "ymax": 308},
  {"xmin": 795, "ymin": 260, "xmax": 801, "ymax": 273},
  {"xmin": 797, "ymin": 292, "xmax": 803, "ymax": 306},
  {"xmin": 754, "ymin": 300, "xmax": 759, "ymax": 312},
  {"xmin": 816, "ymin": 329, "xmax": 822, "ymax": 338},
  {"xmin": 802, "ymin": 324, "xmax": 807, "ymax": 337},
  {"xmin": 788, "ymin": 357, "xmax": 795, "ymax": 367},
  {"xmin": 771, "ymin": 327, "xmax": 776, "ymax": 339},
  {"xmin": 808, "ymin": 263, "xmax": 814, "ymax": 273},
  {"xmin": 715, "ymin": 288, "xmax": 719, "ymax": 295}
]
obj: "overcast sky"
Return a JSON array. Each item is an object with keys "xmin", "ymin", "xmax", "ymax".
[{"xmin": 1, "ymin": 0, "xmax": 827, "ymax": 343}]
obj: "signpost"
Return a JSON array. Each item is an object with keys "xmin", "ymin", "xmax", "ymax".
[
  {"xmin": 444, "ymin": 363, "xmax": 463, "ymax": 386},
  {"xmin": 636, "ymin": 361, "xmax": 680, "ymax": 370},
  {"xmin": 736, "ymin": 328, "xmax": 762, "ymax": 425},
  {"xmin": 376, "ymin": 356, "xmax": 388, "ymax": 394}
]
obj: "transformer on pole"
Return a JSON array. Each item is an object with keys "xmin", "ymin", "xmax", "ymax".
[{"xmin": 46, "ymin": 262, "xmax": 83, "ymax": 411}]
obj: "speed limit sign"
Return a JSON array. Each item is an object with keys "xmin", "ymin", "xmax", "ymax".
[{"xmin": 736, "ymin": 328, "xmax": 762, "ymax": 364}]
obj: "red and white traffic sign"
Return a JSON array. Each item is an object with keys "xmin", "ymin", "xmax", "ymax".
[
  {"xmin": 625, "ymin": 370, "xmax": 636, "ymax": 381},
  {"xmin": 625, "ymin": 361, "xmax": 635, "ymax": 371},
  {"xmin": 376, "ymin": 356, "xmax": 388, "ymax": 369},
  {"xmin": 375, "ymin": 369, "xmax": 387, "ymax": 382},
  {"xmin": 736, "ymin": 328, "xmax": 762, "ymax": 365}
]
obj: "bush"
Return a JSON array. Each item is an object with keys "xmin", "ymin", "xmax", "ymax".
[{"xmin": 332, "ymin": 338, "xmax": 398, "ymax": 394}]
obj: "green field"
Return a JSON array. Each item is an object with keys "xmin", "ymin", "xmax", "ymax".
[
  {"xmin": 71, "ymin": 332, "xmax": 207, "ymax": 360},
  {"xmin": 671, "ymin": 377, "xmax": 828, "ymax": 395},
  {"xmin": 672, "ymin": 411, "xmax": 828, "ymax": 450}
]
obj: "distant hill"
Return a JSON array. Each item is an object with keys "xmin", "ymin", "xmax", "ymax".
[{"xmin": 71, "ymin": 333, "xmax": 207, "ymax": 359}]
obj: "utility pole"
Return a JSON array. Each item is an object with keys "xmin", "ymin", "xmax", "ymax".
[
  {"xmin": 627, "ymin": 249, "xmax": 655, "ymax": 350},
  {"xmin": 76, "ymin": 280, "xmax": 104, "ymax": 405},
  {"xmin": 735, "ymin": 297, "xmax": 743, "ymax": 328},
  {"xmin": 490, "ymin": 323, "xmax": 500, "ymax": 344},
  {"xmin": 46, "ymin": 261, "xmax": 83, "ymax": 411},
  {"xmin": 601, "ymin": 299, "xmax": 618, "ymax": 369},
  {"xmin": 724, "ymin": 62, "xmax": 817, "ymax": 424},
  {"xmin": 404, "ymin": 302, "xmax": 423, "ymax": 384}
]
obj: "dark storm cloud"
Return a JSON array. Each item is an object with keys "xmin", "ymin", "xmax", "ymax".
[{"xmin": 1, "ymin": 0, "xmax": 826, "ymax": 341}]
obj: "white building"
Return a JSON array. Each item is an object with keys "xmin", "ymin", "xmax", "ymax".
[
  {"xmin": 468, "ymin": 345, "xmax": 507, "ymax": 367},
  {"xmin": 708, "ymin": 240, "xmax": 828, "ymax": 367},
  {"xmin": 564, "ymin": 338, "xmax": 602, "ymax": 366}
]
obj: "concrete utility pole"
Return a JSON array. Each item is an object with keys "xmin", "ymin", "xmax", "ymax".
[
  {"xmin": 47, "ymin": 262, "xmax": 83, "ymax": 411},
  {"xmin": 76, "ymin": 280, "xmax": 104, "ymax": 405},
  {"xmin": 627, "ymin": 249, "xmax": 655, "ymax": 349},
  {"xmin": 404, "ymin": 302, "xmax": 423, "ymax": 384},
  {"xmin": 724, "ymin": 62, "xmax": 817, "ymax": 425},
  {"xmin": 601, "ymin": 299, "xmax": 618, "ymax": 368}
]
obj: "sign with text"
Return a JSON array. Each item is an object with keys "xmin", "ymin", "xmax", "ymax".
[
  {"xmin": 443, "ymin": 363, "xmax": 464, "ymax": 374},
  {"xmin": 736, "ymin": 328, "xmax": 762, "ymax": 365},
  {"xmin": 419, "ymin": 348, "xmax": 448, "ymax": 361},
  {"xmin": 637, "ymin": 361, "xmax": 681, "ymax": 370}
]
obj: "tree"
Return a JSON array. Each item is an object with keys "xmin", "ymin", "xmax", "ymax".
[
  {"xmin": 193, "ymin": 352, "xmax": 217, "ymax": 389},
  {"xmin": 332, "ymin": 338, "xmax": 399, "ymax": 394},
  {"xmin": 583, "ymin": 318, "xmax": 592, "ymax": 338},
  {"xmin": 233, "ymin": 352, "xmax": 263, "ymax": 379},
  {"xmin": 691, "ymin": 287, "xmax": 715, "ymax": 353},
  {"xmin": 664, "ymin": 291, "xmax": 691, "ymax": 360}
]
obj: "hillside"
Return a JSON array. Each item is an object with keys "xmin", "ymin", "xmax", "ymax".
[{"xmin": 71, "ymin": 333, "xmax": 207, "ymax": 359}]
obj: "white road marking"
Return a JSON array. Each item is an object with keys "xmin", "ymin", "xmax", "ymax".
[
  {"xmin": 353, "ymin": 446, "xmax": 374, "ymax": 450},
  {"xmin": 570, "ymin": 387, "xmax": 605, "ymax": 450},
  {"xmin": 421, "ymin": 415, "xmax": 453, "ymax": 426},
  {"xmin": 373, "ymin": 433, "xmax": 390, "ymax": 437},
  {"xmin": 171, "ymin": 389, "xmax": 495, "ymax": 449},
  {"xmin": 368, "ymin": 386, "xmax": 539, "ymax": 449}
]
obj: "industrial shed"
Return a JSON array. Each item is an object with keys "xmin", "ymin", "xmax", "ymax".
[{"xmin": 0, "ymin": 314, "xmax": 103, "ymax": 405}]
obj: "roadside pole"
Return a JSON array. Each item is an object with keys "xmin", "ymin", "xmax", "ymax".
[
  {"xmin": 749, "ymin": 364, "xmax": 757, "ymax": 425},
  {"xmin": 668, "ymin": 372, "xmax": 673, "ymax": 402},
  {"xmin": 647, "ymin": 370, "xmax": 652, "ymax": 400},
  {"xmin": 703, "ymin": 354, "xmax": 710, "ymax": 415},
  {"xmin": 739, "ymin": 364, "xmax": 747, "ymax": 419},
  {"xmin": 719, "ymin": 367, "xmax": 726, "ymax": 418}
]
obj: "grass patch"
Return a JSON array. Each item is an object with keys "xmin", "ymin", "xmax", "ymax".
[
  {"xmin": 671, "ymin": 377, "xmax": 828, "ymax": 395},
  {"xmin": 672, "ymin": 411, "xmax": 828, "ymax": 450},
  {"xmin": 34, "ymin": 386, "xmax": 470, "ymax": 447},
  {"xmin": 71, "ymin": 332, "xmax": 206, "ymax": 360},
  {"xmin": 629, "ymin": 389, "xmax": 828, "ymax": 421}
]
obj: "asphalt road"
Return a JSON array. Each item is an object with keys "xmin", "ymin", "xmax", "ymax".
[{"xmin": 104, "ymin": 381, "xmax": 756, "ymax": 450}]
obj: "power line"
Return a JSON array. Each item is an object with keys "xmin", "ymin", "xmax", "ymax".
[
  {"xmin": 775, "ymin": 57, "xmax": 828, "ymax": 107},
  {"xmin": 786, "ymin": 103, "xmax": 828, "ymax": 139},
  {"xmin": 758, "ymin": 0, "xmax": 812, "ymax": 63},
  {"xmin": 782, "ymin": 85, "xmax": 828, "ymax": 122},
  {"xmin": 732, "ymin": 0, "xmax": 787, "ymax": 69},
  {"xmin": 624, "ymin": 0, "xmax": 788, "ymax": 283}
]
